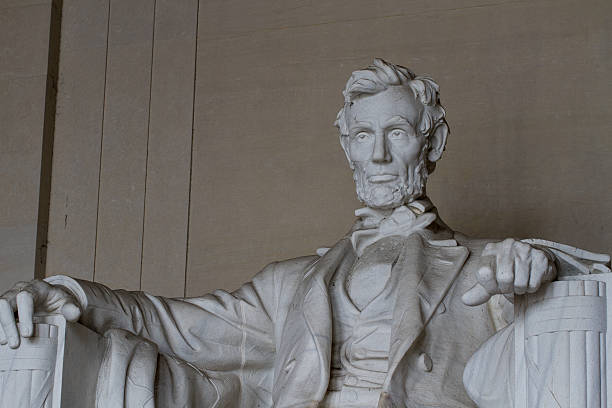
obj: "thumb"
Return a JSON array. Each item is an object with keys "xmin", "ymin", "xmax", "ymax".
[
  {"xmin": 462, "ymin": 283, "xmax": 491, "ymax": 306},
  {"xmin": 60, "ymin": 302, "xmax": 81, "ymax": 322}
]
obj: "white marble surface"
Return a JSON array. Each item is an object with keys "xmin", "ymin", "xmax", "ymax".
[{"xmin": 0, "ymin": 315, "xmax": 105, "ymax": 407}]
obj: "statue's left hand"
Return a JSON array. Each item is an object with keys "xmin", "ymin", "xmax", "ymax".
[{"xmin": 461, "ymin": 238, "xmax": 557, "ymax": 306}]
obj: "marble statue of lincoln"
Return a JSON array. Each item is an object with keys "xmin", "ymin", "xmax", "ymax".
[{"xmin": 0, "ymin": 59, "xmax": 594, "ymax": 407}]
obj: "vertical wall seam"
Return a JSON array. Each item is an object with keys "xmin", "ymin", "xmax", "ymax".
[
  {"xmin": 184, "ymin": 0, "xmax": 200, "ymax": 298},
  {"xmin": 92, "ymin": 0, "xmax": 112, "ymax": 283},
  {"xmin": 35, "ymin": 0, "xmax": 63, "ymax": 279},
  {"xmin": 139, "ymin": 0, "xmax": 157, "ymax": 291}
]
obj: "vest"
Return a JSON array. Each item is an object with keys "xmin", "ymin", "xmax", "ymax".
[{"xmin": 321, "ymin": 238, "xmax": 404, "ymax": 407}]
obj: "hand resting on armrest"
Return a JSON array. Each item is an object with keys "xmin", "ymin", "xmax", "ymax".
[{"xmin": 0, "ymin": 279, "xmax": 82, "ymax": 348}]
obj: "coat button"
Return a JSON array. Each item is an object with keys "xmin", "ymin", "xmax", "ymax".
[
  {"xmin": 437, "ymin": 302, "xmax": 446, "ymax": 314},
  {"xmin": 418, "ymin": 352, "xmax": 433, "ymax": 372}
]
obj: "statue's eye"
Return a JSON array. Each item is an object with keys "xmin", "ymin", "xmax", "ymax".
[
  {"xmin": 389, "ymin": 129, "xmax": 405, "ymax": 139},
  {"xmin": 356, "ymin": 132, "xmax": 369, "ymax": 140}
]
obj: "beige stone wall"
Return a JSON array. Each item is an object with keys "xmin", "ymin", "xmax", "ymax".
[
  {"xmin": 44, "ymin": 0, "xmax": 612, "ymax": 296},
  {"xmin": 0, "ymin": 0, "xmax": 57, "ymax": 293}
]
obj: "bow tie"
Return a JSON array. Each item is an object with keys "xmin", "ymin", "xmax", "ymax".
[{"xmin": 350, "ymin": 199, "xmax": 437, "ymax": 257}]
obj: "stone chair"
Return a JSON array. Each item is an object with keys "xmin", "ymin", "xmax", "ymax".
[
  {"xmin": 0, "ymin": 315, "xmax": 105, "ymax": 407},
  {"xmin": 515, "ymin": 274, "xmax": 612, "ymax": 408}
]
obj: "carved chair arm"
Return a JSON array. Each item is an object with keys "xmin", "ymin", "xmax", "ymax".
[
  {"xmin": 515, "ymin": 275, "xmax": 612, "ymax": 408},
  {"xmin": 0, "ymin": 314, "xmax": 105, "ymax": 408}
]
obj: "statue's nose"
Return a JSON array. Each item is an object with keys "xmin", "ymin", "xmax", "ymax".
[{"xmin": 372, "ymin": 132, "xmax": 390, "ymax": 162}]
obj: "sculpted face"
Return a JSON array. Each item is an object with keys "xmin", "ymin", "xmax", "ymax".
[{"xmin": 342, "ymin": 86, "xmax": 429, "ymax": 209}]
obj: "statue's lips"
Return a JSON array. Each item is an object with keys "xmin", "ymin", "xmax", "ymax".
[{"xmin": 367, "ymin": 174, "xmax": 398, "ymax": 183}]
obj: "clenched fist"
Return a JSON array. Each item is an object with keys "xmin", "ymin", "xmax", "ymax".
[
  {"xmin": 462, "ymin": 238, "xmax": 557, "ymax": 306},
  {"xmin": 0, "ymin": 279, "xmax": 81, "ymax": 348}
]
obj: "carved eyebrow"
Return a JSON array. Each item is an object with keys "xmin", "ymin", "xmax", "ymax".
[
  {"xmin": 348, "ymin": 120, "xmax": 375, "ymax": 133},
  {"xmin": 382, "ymin": 115, "xmax": 414, "ymax": 128},
  {"xmin": 351, "ymin": 120, "xmax": 374, "ymax": 128}
]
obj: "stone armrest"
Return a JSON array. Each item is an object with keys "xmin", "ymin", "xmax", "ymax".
[
  {"xmin": 514, "ymin": 274, "xmax": 612, "ymax": 407},
  {"xmin": 0, "ymin": 314, "xmax": 105, "ymax": 408},
  {"xmin": 467, "ymin": 273, "xmax": 612, "ymax": 408}
]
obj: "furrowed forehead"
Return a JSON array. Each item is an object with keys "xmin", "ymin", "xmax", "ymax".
[{"xmin": 348, "ymin": 86, "xmax": 422, "ymax": 124}]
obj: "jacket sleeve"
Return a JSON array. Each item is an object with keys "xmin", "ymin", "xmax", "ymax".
[{"xmin": 46, "ymin": 261, "xmax": 294, "ymax": 370}]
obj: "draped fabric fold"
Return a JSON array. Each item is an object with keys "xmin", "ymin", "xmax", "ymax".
[{"xmin": 95, "ymin": 329, "xmax": 230, "ymax": 408}]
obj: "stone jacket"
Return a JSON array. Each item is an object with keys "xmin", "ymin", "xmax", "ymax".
[{"xmin": 50, "ymin": 228, "xmax": 502, "ymax": 408}]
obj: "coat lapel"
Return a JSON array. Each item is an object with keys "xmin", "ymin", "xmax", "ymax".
[
  {"xmin": 273, "ymin": 238, "xmax": 356, "ymax": 407},
  {"xmin": 385, "ymin": 232, "xmax": 469, "ymax": 390}
]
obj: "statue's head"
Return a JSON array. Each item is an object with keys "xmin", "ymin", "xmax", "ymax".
[{"xmin": 335, "ymin": 58, "xmax": 449, "ymax": 210}]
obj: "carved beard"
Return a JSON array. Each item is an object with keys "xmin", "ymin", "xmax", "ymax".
[{"xmin": 353, "ymin": 156, "xmax": 429, "ymax": 210}]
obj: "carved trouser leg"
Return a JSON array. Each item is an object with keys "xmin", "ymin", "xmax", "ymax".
[{"xmin": 96, "ymin": 329, "xmax": 240, "ymax": 408}]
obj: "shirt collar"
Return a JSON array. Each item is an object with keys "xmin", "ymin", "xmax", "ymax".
[{"xmin": 353, "ymin": 197, "xmax": 435, "ymax": 230}]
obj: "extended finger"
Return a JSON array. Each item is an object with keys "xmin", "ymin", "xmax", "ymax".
[
  {"xmin": 0, "ymin": 299, "xmax": 19, "ymax": 348},
  {"xmin": 462, "ymin": 283, "xmax": 492, "ymax": 306},
  {"xmin": 16, "ymin": 291, "xmax": 34, "ymax": 337},
  {"xmin": 0, "ymin": 324, "xmax": 6, "ymax": 345}
]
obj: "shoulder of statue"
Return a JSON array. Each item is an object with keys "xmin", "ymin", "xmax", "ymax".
[{"xmin": 268, "ymin": 255, "xmax": 320, "ymax": 277}]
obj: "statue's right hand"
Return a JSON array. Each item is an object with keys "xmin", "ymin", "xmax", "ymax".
[{"xmin": 0, "ymin": 280, "xmax": 81, "ymax": 349}]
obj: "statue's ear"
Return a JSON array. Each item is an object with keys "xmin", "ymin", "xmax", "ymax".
[
  {"xmin": 340, "ymin": 135, "xmax": 354, "ymax": 169},
  {"xmin": 427, "ymin": 121, "xmax": 448, "ymax": 163}
]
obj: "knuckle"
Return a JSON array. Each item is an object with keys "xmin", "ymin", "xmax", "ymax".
[
  {"xmin": 503, "ymin": 238, "xmax": 516, "ymax": 248},
  {"xmin": 515, "ymin": 241, "xmax": 528, "ymax": 249},
  {"xmin": 516, "ymin": 243, "xmax": 530, "ymax": 257}
]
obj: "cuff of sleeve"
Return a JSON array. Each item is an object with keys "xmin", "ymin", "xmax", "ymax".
[
  {"xmin": 44, "ymin": 275, "xmax": 89, "ymax": 310},
  {"xmin": 535, "ymin": 246, "xmax": 559, "ymax": 278}
]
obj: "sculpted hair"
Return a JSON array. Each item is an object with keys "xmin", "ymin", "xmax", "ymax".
[{"xmin": 335, "ymin": 58, "xmax": 448, "ymax": 143}]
